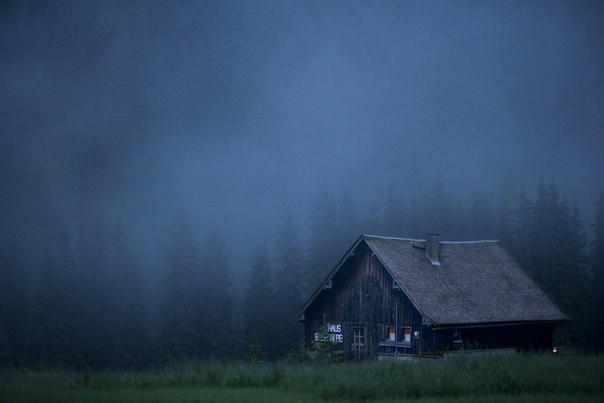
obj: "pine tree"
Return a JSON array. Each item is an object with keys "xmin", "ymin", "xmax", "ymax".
[
  {"xmin": 106, "ymin": 221, "xmax": 146, "ymax": 366},
  {"xmin": 450, "ymin": 195, "xmax": 470, "ymax": 240},
  {"xmin": 591, "ymin": 194, "xmax": 604, "ymax": 351},
  {"xmin": 407, "ymin": 196, "xmax": 422, "ymax": 238},
  {"xmin": 419, "ymin": 180, "xmax": 463, "ymax": 239},
  {"xmin": 521, "ymin": 181, "xmax": 590, "ymax": 348},
  {"xmin": 527, "ymin": 179, "xmax": 553, "ymax": 285},
  {"xmin": 0, "ymin": 244, "xmax": 25, "ymax": 366},
  {"xmin": 468, "ymin": 189, "xmax": 495, "ymax": 239},
  {"xmin": 53, "ymin": 228, "xmax": 79, "ymax": 364},
  {"xmin": 197, "ymin": 230, "xmax": 233, "ymax": 358},
  {"xmin": 27, "ymin": 250, "xmax": 68, "ymax": 364},
  {"xmin": 159, "ymin": 213, "xmax": 201, "ymax": 359},
  {"xmin": 242, "ymin": 243, "xmax": 274, "ymax": 359},
  {"xmin": 512, "ymin": 189, "xmax": 533, "ymax": 271},
  {"xmin": 554, "ymin": 199, "xmax": 590, "ymax": 347},
  {"xmin": 382, "ymin": 185, "xmax": 405, "ymax": 237},
  {"xmin": 273, "ymin": 213, "xmax": 305, "ymax": 355},
  {"xmin": 338, "ymin": 186, "xmax": 361, "ymax": 246},
  {"xmin": 358, "ymin": 199, "xmax": 385, "ymax": 236},
  {"xmin": 74, "ymin": 221, "xmax": 111, "ymax": 366},
  {"xmin": 306, "ymin": 186, "xmax": 340, "ymax": 295},
  {"xmin": 495, "ymin": 192, "xmax": 515, "ymax": 252}
]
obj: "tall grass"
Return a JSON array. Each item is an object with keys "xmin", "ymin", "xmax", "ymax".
[{"xmin": 1, "ymin": 354, "xmax": 602, "ymax": 402}]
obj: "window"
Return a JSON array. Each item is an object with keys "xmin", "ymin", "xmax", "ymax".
[
  {"xmin": 453, "ymin": 329, "xmax": 463, "ymax": 344},
  {"xmin": 388, "ymin": 326, "xmax": 396, "ymax": 342},
  {"xmin": 403, "ymin": 327, "xmax": 412, "ymax": 343},
  {"xmin": 384, "ymin": 326, "xmax": 412, "ymax": 344},
  {"xmin": 352, "ymin": 326, "xmax": 365, "ymax": 347}
]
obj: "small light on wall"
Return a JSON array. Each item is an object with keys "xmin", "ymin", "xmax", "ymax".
[
  {"xmin": 413, "ymin": 331, "xmax": 420, "ymax": 339},
  {"xmin": 552, "ymin": 346, "xmax": 558, "ymax": 354}
]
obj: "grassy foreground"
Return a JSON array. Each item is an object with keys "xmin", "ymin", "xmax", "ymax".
[{"xmin": 1, "ymin": 354, "xmax": 603, "ymax": 402}]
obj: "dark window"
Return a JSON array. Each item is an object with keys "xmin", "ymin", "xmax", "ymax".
[{"xmin": 352, "ymin": 326, "xmax": 364, "ymax": 356}]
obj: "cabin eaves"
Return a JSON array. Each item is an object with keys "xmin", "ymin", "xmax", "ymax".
[{"xmin": 295, "ymin": 234, "xmax": 568, "ymax": 326}]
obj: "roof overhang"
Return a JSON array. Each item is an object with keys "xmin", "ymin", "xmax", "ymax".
[
  {"xmin": 430, "ymin": 319, "xmax": 568, "ymax": 330},
  {"xmin": 291, "ymin": 234, "xmax": 367, "ymax": 321},
  {"xmin": 291, "ymin": 234, "xmax": 435, "ymax": 323}
]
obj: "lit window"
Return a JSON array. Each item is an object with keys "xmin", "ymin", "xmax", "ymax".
[{"xmin": 403, "ymin": 327, "xmax": 411, "ymax": 343}]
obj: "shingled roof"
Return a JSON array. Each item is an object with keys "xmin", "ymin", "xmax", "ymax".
[{"xmin": 300, "ymin": 234, "xmax": 568, "ymax": 326}]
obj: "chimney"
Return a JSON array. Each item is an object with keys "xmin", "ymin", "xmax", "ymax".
[{"xmin": 425, "ymin": 233, "xmax": 440, "ymax": 266}]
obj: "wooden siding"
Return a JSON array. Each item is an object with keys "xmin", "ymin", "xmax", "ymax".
[
  {"xmin": 302, "ymin": 240, "xmax": 559, "ymax": 358},
  {"xmin": 304, "ymin": 243, "xmax": 427, "ymax": 359},
  {"xmin": 446, "ymin": 323, "xmax": 556, "ymax": 351}
]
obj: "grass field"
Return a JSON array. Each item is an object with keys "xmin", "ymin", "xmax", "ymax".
[{"xmin": 1, "ymin": 354, "xmax": 603, "ymax": 402}]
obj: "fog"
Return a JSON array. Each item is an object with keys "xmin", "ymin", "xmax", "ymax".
[{"xmin": 1, "ymin": 1, "xmax": 604, "ymax": 354}]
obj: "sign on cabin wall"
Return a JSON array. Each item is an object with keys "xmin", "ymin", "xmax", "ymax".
[{"xmin": 314, "ymin": 323, "xmax": 343, "ymax": 343}]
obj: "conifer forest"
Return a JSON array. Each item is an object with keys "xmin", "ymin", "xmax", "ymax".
[
  {"xmin": 1, "ymin": 0, "xmax": 604, "ymax": 371},
  {"xmin": 2, "ymin": 180, "xmax": 604, "ymax": 367}
]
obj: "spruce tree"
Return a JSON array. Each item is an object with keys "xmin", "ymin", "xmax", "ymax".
[
  {"xmin": 338, "ymin": 186, "xmax": 361, "ymax": 245},
  {"xmin": 0, "ymin": 244, "xmax": 25, "ymax": 366},
  {"xmin": 468, "ymin": 189, "xmax": 495, "ymax": 239},
  {"xmin": 107, "ymin": 221, "xmax": 146, "ymax": 366},
  {"xmin": 74, "ymin": 221, "xmax": 110, "ymax": 366},
  {"xmin": 554, "ymin": 199, "xmax": 590, "ymax": 347},
  {"xmin": 521, "ymin": 181, "xmax": 590, "ymax": 348},
  {"xmin": 495, "ymin": 193, "xmax": 515, "ymax": 252},
  {"xmin": 591, "ymin": 194, "xmax": 604, "ymax": 351},
  {"xmin": 382, "ymin": 185, "xmax": 405, "ymax": 237},
  {"xmin": 527, "ymin": 179, "xmax": 553, "ymax": 285},
  {"xmin": 198, "ymin": 230, "xmax": 232, "ymax": 358},
  {"xmin": 28, "ymin": 250, "xmax": 67, "ymax": 364},
  {"xmin": 242, "ymin": 243, "xmax": 274, "ymax": 359},
  {"xmin": 407, "ymin": 196, "xmax": 422, "ymax": 238},
  {"xmin": 450, "ymin": 195, "xmax": 470, "ymax": 240},
  {"xmin": 512, "ymin": 189, "xmax": 533, "ymax": 271},
  {"xmin": 419, "ymin": 179, "xmax": 463, "ymax": 239},
  {"xmin": 53, "ymin": 228, "xmax": 79, "ymax": 364},
  {"xmin": 306, "ymin": 186, "xmax": 340, "ymax": 295},
  {"xmin": 273, "ymin": 213, "xmax": 305, "ymax": 355},
  {"xmin": 159, "ymin": 213, "xmax": 201, "ymax": 359}
]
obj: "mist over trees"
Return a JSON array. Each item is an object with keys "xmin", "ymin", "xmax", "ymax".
[
  {"xmin": 1, "ymin": 179, "xmax": 603, "ymax": 367},
  {"xmin": 1, "ymin": 0, "xmax": 604, "ymax": 368}
]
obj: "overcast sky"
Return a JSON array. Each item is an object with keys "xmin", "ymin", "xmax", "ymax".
[{"xmin": 1, "ymin": 0, "xmax": 603, "ymax": 272}]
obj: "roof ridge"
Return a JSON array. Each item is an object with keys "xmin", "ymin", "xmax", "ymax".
[
  {"xmin": 362, "ymin": 234, "xmax": 423, "ymax": 242},
  {"xmin": 440, "ymin": 240, "xmax": 499, "ymax": 244},
  {"xmin": 363, "ymin": 234, "xmax": 500, "ymax": 244}
]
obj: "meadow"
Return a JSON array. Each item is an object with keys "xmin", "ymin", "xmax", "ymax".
[{"xmin": 1, "ymin": 354, "xmax": 603, "ymax": 402}]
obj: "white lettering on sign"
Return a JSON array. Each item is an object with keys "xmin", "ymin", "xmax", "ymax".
[{"xmin": 314, "ymin": 323, "xmax": 343, "ymax": 343}]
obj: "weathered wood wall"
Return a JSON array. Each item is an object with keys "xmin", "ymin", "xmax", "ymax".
[
  {"xmin": 453, "ymin": 322, "xmax": 556, "ymax": 351},
  {"xmin": 304, "ymin": 242, "xmax": 427, "ymax": 358},
  {"xmin": 303, "ymin": 240, "xmax": 558, "ymax": 358}
]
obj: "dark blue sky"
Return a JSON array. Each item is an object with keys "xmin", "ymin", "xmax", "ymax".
[{"xmin": 1, "ymin": 0, "xmax": 603, "ymax": 266}]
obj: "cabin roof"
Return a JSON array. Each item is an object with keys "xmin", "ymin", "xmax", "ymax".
[{"xmin": 297, "ymin": 234, "xmax": 568, "ymax": 326}]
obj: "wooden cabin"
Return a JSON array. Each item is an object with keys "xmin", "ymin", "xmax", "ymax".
[{"xmin": 294, "ymin": 234, "xmax": 568, "ymax": 359}]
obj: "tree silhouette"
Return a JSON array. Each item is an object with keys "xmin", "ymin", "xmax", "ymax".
[
  {"xmin": 468, "ymin": 189, "xmax": 495, "ymax": 239},
  {"xmin": 273, "ymin": 213, "xmax": 305, "ymax": 355},
  {"xmin": 159, "ymin": 213, "xmax": 201, "ymax": 359},
  {"xmin": 0, "ymin": 244, "xmax": 25, "ymax": 366},
  {"xmin": 198, "ymin": 230, "xmax": 233, "ymax": 358},
  {"xmin": 591, "ymin": 194, "xmax": 604, "ymax": 351},
  {"xmin": 306, "ymin": 186, "xmax": 341, "ymax": 296},
  {"xmin": 106, "ymin": 220, "xmax": 146, "ymax": 366},
  {"xmin": 242, "ymin": 243, "xmax": 274, "ymax": 359}
]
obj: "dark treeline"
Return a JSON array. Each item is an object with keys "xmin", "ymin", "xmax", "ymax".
[{"xmin": 1, "ymin": 180, "xmax": 603, "ymax": 367}]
